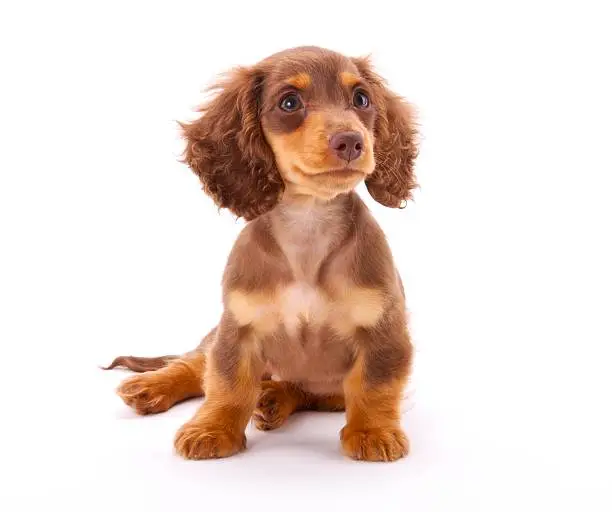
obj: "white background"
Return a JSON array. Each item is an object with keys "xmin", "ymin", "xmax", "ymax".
[{"xmin": 1, "ymin": 1, "xmax": 611, "ymax": 510}]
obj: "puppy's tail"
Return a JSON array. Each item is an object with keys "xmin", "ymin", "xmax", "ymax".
[
  {"xmin": 100, "ymin": 355, "xmax": 178, "ymax": 373},
  {"xmin": 102, "ymin": 328, "xmax": 216, "ymax": 373}
]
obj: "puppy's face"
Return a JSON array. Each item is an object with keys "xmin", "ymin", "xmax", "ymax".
[
  {"xmin": 182, "ymin": 46, "xmax": 418, "ymax": 220},
  {"xmin": 260, "ymin": 50, "xmax": 377, "ymax": 199}
]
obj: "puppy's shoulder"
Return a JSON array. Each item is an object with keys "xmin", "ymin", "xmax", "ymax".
[{"xmin": 223, "ymin": 215, "xmax": 291, "ymax": 293}]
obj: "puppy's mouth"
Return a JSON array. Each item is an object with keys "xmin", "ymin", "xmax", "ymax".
[
  {"xmin": 316, "ymin": 167, "xmax": 366, "ymax": 180},
  {"xmin": 283, "ymin": 164, "xmax": 368, "ymax": 199},
  {"xmin": 290, "ymin": 164, "xmax": 366, "ymax": 181}
]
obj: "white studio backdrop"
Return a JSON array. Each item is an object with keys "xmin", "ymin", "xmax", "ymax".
[{"xmin": 1, "ymin": 1, "xmax": 611, "ymax": 511}]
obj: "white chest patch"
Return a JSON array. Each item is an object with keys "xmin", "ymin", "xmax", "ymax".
[{"xmin": 279, "ymin": 283, "xmax": 329, "ymax": 335}]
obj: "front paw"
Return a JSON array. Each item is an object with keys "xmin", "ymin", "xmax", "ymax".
[
  {"xmin": 340, "ymin": 425, "xmax": 409, "ymax": 462},
  {"xmin": 174, "ymin": 421, "xmax": 246, "ymax": 460}
]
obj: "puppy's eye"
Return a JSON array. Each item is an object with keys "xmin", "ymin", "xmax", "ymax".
[
  {"xmin": 279, "ymin": 93, "xmax": 303, "ymax": 112},
  {"xmin": 353, "ymin": 90, "xmax": 370, "ymax": 109}
]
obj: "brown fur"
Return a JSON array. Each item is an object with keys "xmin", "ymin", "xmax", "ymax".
[
  {"xmin": 107, "ymin": 46, "xmax": 418, "ymax": 462},
  {"xmin": 174, "ymin": 340, "xmax": 262, "ymax": 459},
  {"xmin": 116, "ymin": 350, "xmax": 205, "ymax": 415},
  {"xmin": 254, "ymin": 380, "xmax": 345, "ymax": 431},
  {"xmin": 102, "ymin": 355, "xmax": 178, "ymax": 372},
  {"xmin": 285, "ymin": 72, "xmax": 312, "ymax": 89}
]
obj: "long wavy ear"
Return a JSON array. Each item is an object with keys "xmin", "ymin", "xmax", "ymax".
[
  {"xmin": 180, "ymin": 66, "xmax": 284, "ymax": 220},
  {"xmin": 353, "ymin": 57, "xmax": 419, "ymax": 208}
]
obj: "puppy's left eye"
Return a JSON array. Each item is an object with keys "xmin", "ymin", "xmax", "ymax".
[{"xmin": 353, "ymin": 90, "xmax": 370, "ymax": 109}]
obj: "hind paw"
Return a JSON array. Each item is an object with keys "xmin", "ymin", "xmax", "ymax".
[
  {"xmin": 253, "ymin": 381, "xmax": 297, "ymax": 431},
  {"xmin": 117, "ymin": 373, "xmax": 174, "ymax": 415}
]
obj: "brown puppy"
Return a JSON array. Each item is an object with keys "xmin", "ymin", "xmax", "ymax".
[{"xmin": 106, "ymin": 46, "xmax": 419, "ymax": 462}]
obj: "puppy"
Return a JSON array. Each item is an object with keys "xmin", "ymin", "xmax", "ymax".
[{"xmin": 106, "ymin": 46, "xmax": 419, "ymax": 462}]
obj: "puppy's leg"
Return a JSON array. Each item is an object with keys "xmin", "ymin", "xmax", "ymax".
[
  {"xmin": 341, "ymin": 322, "xmax": 412, "ymax": 462},
  {"xmin": 308, "ymin": 394, "xmax": 345, "ymax": 412},
  {"xmin": 254, "ymin": 381, "xmax": 345, "ymax": 431},
  {"xmin": 116, "ymin": 350, "xmax": 205, "ymax": 415},
  {"xmin": 174, "ymin": 315, "xmax": 263, "ymax": 459}
]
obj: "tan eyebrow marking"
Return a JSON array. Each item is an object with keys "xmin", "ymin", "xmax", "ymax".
[
  {"xmin": 340, "ymin": 72, "xmax": 360, "ymax": 87},
  {"xmin": 285, "ymin": 73, "xmax": 311, "ymax": 89}
]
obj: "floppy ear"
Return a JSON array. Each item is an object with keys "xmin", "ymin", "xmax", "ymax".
[
  {"xmin": 353, "ymin": 57, "xmax": 419, "ymax": 209},
  {"xmin": 180, "ymin": 66, "xmax": 284, "ymax": 220}
]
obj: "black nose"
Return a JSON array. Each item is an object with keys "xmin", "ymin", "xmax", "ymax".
[{"xmin": 329, "ymin": 131, "xmax": 363, "ymax": 163}]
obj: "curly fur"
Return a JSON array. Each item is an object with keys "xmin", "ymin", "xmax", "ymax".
[
  {"xmin": 108, "ymin": 46, "xmax": 420, "ymax": 463},
  {"xmin": 180, "ymin": 67, "xmax": 285, "ymax": 220},
  {"xmin": 181, "ymin": 48, "xmax": 418, "ymax": 219},
  {"xmin": 352, "ymin": 57, "xmax": 419, "ymax": 208}
]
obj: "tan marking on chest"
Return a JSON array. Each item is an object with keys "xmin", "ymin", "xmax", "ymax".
[
  {"xmin": 331, "ymin": 287, "xmax": 386, "ymax": 336},
  {"xmin": 228, "ymin": 285, "xmax": 386, "ymax": 337},
  {"xmin": 227, "ymin": 290, "xmax": 279, "ymax": 334}
]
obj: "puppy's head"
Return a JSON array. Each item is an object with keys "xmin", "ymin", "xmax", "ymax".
[{"xmin": 182, "ymin": 46, "xmax": 418, "ymax": 220}]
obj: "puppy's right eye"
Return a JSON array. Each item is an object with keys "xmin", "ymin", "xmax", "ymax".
[{"xmin": 279, "ymin": 93, "xmax": 303, "ymax": 112}]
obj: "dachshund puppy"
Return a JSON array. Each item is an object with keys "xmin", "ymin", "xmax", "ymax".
[{"xmin": 106, "ymin": 46, "xmax": 419, "ymax": 462}]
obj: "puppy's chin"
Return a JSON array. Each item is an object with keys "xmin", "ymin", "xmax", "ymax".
[{"xmin": 281, "ymin": 163, "xmax": 367, "ymax": 200}]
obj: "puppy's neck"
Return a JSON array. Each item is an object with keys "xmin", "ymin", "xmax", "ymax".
[{"xmin": 270, "ymin": 192, "xmax": 353, "ymax": 282}]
